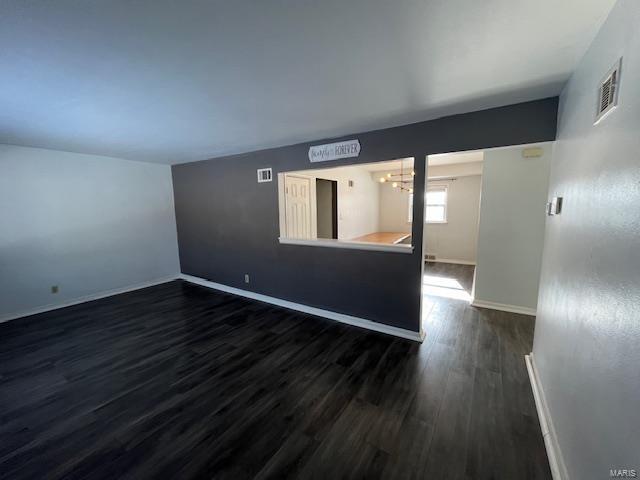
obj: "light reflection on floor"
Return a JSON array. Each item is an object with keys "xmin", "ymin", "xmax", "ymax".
[{"xmin": 422, "ymin": 274, "xmax": 472, "ymax": 302}]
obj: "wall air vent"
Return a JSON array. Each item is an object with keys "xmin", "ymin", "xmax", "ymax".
[
  {"xmin": 595, "ymin": 58, "xmax": 622, "ymax": 124},
  {"xmin": 257, "ymin": 168, "xmax": 273, "ymax": 183}
]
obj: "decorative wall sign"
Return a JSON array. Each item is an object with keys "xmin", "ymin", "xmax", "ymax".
[{"xmin": 308, "ymin": 139, "xmax": 360, "ymax": 163}]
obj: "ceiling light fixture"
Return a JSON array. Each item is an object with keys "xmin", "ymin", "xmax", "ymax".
[{"xmin": 379, "ymin": 160, "xmax": 414, "ymax": 193}]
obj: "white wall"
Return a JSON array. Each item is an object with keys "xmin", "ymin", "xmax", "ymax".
[
  {"xmin": 379, "ymin": 162, "xmax": 482, "ymax": 262},
  {"xmin": 473, "ymin": 143, "xmax": 551, "ymax": 311},
  {"xmin": 427, "ymin": 161, "xmax": 483, "ymax": 178},
  {"xmin": 0, "ymin": 145, "xmax": 180, "ymax": 320},
  {"xmin": 378, "ymin": 177, "xmax": 412, "ymax": 233},
  {"xmin": 425, "ymin": 174, "xmax": 482, "ymax": 263},
  {"xmin": 295, "ymin": 165, "xmax": 380, "ymax": 240},
  {"xmin": 532, "ymin": 1, "xmax": 640, "ymax": 478}
]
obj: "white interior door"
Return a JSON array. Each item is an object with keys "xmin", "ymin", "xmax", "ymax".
[{"xmin": 285, "ymin": 175, "xmax": 312, "ymax": 239}]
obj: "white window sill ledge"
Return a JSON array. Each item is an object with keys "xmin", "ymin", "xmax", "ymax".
[
  {"xmin": 278, "ymin": 237, "xmax": 414, "ymax": 254},
  {"xmin": 409, "ymin": 221, "xmax": 448, "ymax": 225}
]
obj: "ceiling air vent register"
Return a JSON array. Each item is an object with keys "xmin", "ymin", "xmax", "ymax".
[
  {"xmin": 595, "ymin": 58, "xmax": 622, "ymax": 124},
  {"xmin": 257, "ymin": 168, "xmax": 273, "ymax": 183}
]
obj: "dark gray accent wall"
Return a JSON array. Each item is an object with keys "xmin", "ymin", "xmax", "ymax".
[{"xmin": 172, "ymin": 97, "xmax": 558, "ymax": 332}]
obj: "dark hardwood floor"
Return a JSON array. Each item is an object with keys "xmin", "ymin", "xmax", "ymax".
[
  {"xmin": 0, "ymin": 265, "xmax": 551, "ymax": 479},
  {"xmin": 424, "ymin": 261, "xmax": 475, "ymax": 292}
]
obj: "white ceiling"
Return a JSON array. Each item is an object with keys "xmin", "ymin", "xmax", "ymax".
[
  {"xmin": 0, "ymin": 0, "xmax": 615, "ymax": 164},
  {"xmin": 429, "ymin": 151, "xmax": 484, "ymax": 166},
  {"xmin": 364, "ymin": 158, "xmax": 415, "ymax": 172}
]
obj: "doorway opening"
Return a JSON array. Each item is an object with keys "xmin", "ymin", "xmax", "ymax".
[
  {"xmin": 422, "ymin": 150, "xmax": 483, "ymax": 304},
  {"xmin": 315, "ymin": 178, "xmax": 338, "ymax": 239},
  {"xmin": 420, "ymin": 142, "xmax": 553, "ymax": 334}
]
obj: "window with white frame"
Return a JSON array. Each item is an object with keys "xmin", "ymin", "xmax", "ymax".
[
  {"xmin": 407, "ymin": 185, "xmax": 448, "ymax": 223},
  {"xmin": 425, "ymin": 185, "xmax": 447, "ymax": 223}
]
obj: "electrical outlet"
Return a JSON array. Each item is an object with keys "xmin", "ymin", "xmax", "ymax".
[
  {"xmin": 244, "ymin": 274, "xmax": 250, "ymax": 284},
  {"xmin": 51, "ymin": 285, "xmax": 59, "ymax": 294}
]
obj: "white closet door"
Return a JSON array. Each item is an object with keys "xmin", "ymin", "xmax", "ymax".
[{"xmin": 284, "ymin": 175, "xmax": 312, "ymax": 239}]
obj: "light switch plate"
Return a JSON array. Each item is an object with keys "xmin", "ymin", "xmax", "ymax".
[{"xmin": 548, "ymin": 197, "xmax": 563, "ymax": 215}]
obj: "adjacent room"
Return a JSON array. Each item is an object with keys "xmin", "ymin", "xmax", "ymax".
[
  {"xmin": 421, "ymin": 144, "xmax": 551, "ymax": 344},
  {"xmin": 278, "ymin": 157, "xmax": 415, "ymax": 249},
  {"xmin": 422, "ymin": 151, "xmax": 483, "ymax": 303},
  {"xmin": 1, "ymin": 1, "xmax": 638, "ymax": 479}
]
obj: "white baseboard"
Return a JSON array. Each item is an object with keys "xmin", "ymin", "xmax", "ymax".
[
  {"xmin": 471, "ymin": 299, "xmax": 536, "ymax": 316},
  {"xmin": 525, "ymin": 354, "xmax": 569, "ymax": 480},
  {"xmin": 180, "ymin": 274, "xmax": 424, "ymax": 342},
  {"xmin": 0, "ymin": 275, "xmax": 179, "ymax": 324},
  {"xmin": 425, "ymin": 257, "xmax": 476, "ymax": 266}
]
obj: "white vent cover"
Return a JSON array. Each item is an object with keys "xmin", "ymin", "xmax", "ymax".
[
  {"xmin": 595, "ymin": 58, "xmax": 622, "ymax": 124},
  {"xmin": 257, "ymin": 168, "xmax": 272, "ymax": 183}
]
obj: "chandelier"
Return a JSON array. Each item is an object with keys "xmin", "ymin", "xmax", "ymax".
[{"xmin": 378, "ymin": 161, "xmax": 415, "ymax": 193}]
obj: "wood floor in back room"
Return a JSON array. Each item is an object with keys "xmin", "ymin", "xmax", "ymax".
[{"xmin": 0, "ymin": 263, "xmax": 551, "ymax": 479}]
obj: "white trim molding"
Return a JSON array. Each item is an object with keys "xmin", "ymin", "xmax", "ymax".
[
  {"xmin": 525, "ymin": 354, "xmax": 569, "ymax": 480},
  {"xmin": 425, "ymin": 257, "xmax": 476, "ymax": 266},
  {"xmin": 279, "ymin": 237, "xmax": 414, "ymax": 254},
  {"xmin": 471, "ymin": 299, "xmax": 536, "ymax": 316},
  {"xmin": 0, "ymin": 275, "xmax": 179, "ymax": 324},
  {"xmin": 180, "ymin": 273, "xmax": 424, "ymax": 342}
]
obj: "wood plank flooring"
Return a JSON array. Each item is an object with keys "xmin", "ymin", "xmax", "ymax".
[
  {"xmin": 351, "ymin": 232, "xmax": 412, "ymax": 245},
  {"xmin": 0, "ymin": 264, "xmax": 551, "ymax": 479}
]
